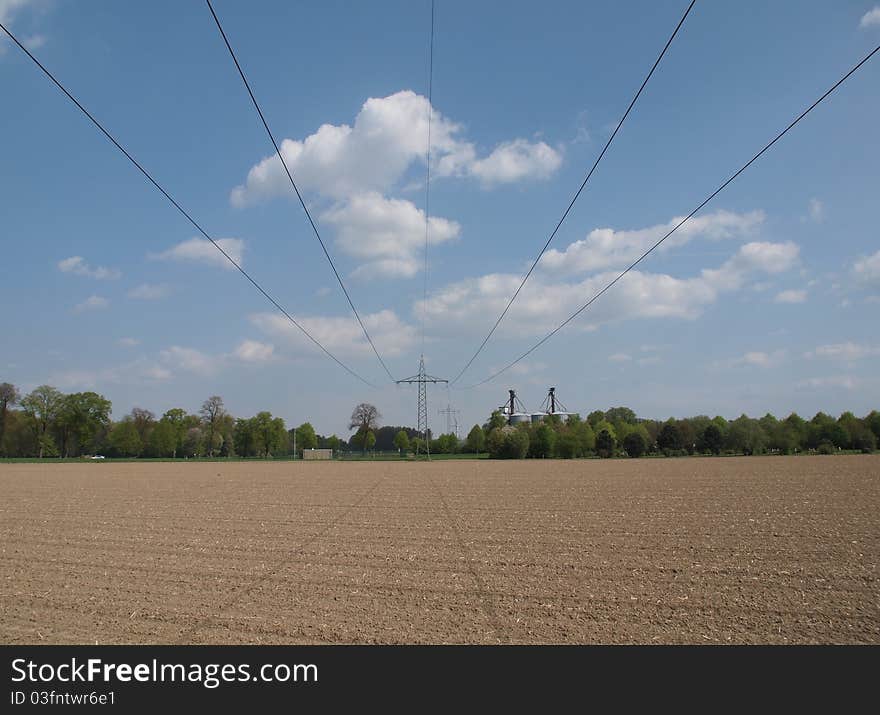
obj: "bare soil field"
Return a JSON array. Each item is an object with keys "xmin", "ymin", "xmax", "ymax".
[{"xmin": 1, "ymin": 456, "xmax": 877, "ymax": 644}]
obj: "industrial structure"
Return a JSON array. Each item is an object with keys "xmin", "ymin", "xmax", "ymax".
[{"xmin": 499, "ymin": 387, "xmax": 576, "ymax": 425}]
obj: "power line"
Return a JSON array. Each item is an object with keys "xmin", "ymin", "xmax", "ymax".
[
  {"xmin": 0, "ymin": 20, "xmax": 378, "ymax": 389},
  {"xmin": 422, "ymin": 0, "xmax": 436, "ymax": 352},
  {"xmin": 205, "ymin": 0, "xmax": 397, "ymax": 383},
  {"xmin": 450, "ymin": 0, "xmax": 697, "ymax": 384},
  {"xmin": 461, "ymin": 43, "xmax": 880, "ymax": 389}
]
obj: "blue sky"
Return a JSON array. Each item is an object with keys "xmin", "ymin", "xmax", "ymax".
[{"xmin": 2, "ymin": 0, "xmax": 879, "ymax": 436}]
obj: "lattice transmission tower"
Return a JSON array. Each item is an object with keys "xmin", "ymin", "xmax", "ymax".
[{"xmin": 396, "ymin": 355, "xmax": 447, "ymax": 457}]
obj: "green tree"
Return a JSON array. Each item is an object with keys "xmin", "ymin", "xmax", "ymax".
[
  {"xmin": 234, "ymin": 418, "xmax": 256, "ymax": 457},
  {"xmin": 295, "ymin": 422, "xmax": 319, "ymax": 453},
  {"xmin": 465, "ymin": 424, "xmax": 485, "ymax": 454},
  {"xmin": 159, "ymin": 408, "xmax": 188, "ymax": 458},
  {"xmin": 531, "ymin": 423, "xmax": 557, "ymax": 458},
  {"xmin": 657, "ymin": 421, "xmax": 683, "ymax": 453},
  {"xmin": 200, "ymin": 396, "xmax": 226, "ymax": 457},
  {"xmin": 393, "ymin": 429, "xmax": 410, "ymax": 454},
  {"xmin": 572, "ymin": 420, "xmax": 596, "ymax": 456},
  {"xmin": 727, "ymin": 415, "xmax": 768, "ymax": 455},
  {"xmin": 252, "ymin": 412, "xmax": 286, "ymax": 457},
  {"xmin": 486, "ymin": 428, "xmax": 506, "ymax": 458},
  {"xmin": 596, "ymin": 429, "xmax": 615, "ymax": 458},
  {"xmin": 182, "ymin": 426, "xmax": 204, "ymax": 457},
  {"xmin": 605, "ymin": 406, "xmax": 637, "ymax": 426},
  {"xmin": 502, "ymin": 428, "xmax": 530, "ymax": 459},
  {"xmin": 364, "ymin": 430, "xmax": 376, "ymax": 453},
  {"xmin": 0, "ymin": 382, "xmax": 21, "ymax": 457},
  {"xmin": 623, "ymin": 430, "xmax": 647, "ymax": 458},
  {"xmin": 556, "ymin": 431, "xmax": 579, "ymax": 459},
  {"xmin": 21, "ymin": 385, "xmax": 63, "ymax": 458},
  {"xmin": 865, "ymin": 411, "xmax": 880, "ymax": 444},
  {"xmin": 108, "ymin": 419, "xmax": 142, "ymax": 457},
  {"xmin": 587, "ymin": 410, "xmax": 605, "ymax": 428},
  {"xmin": 700, "ymin": 424, "xmax": 723, "ymax": 455},
  {"xmin": 56, "ymin": 391, "xmax": 112, "ymax": 457},
  {"xmin": 487, "ymin": 410, "xmax": 506, "ymax": 431},
  {"xmin": 146, "ymin": 419, "xmax": 177, "ymax": 457},
  {"xmin": 130, "ymin": 407, "xmax": 156, "ymax": 447}
]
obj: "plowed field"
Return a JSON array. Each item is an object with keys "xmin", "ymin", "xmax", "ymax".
[{"xmin": 1, "ymin": 456, "xmax": 877, "ymax": 643}]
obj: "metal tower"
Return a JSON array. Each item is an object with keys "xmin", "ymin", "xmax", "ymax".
[
  {"xmin": 396, "ymin": 355, "xmax": 447, "ymax": 457},
  {"xmin": 438, "ymin": 404, "xmax": 460, "ymax": 439}
]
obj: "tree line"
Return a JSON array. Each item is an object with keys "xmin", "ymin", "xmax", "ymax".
[
  {"xmin": 0, "ymin": 383, "xmax": 345, "ymax": 459},
  {"xmin": 471, "ymin": 406, "xmax": 880, "ymax": 460},
  {"xmin": 1, "ymin": 382, "xmax": 877, "ymax": 460}
]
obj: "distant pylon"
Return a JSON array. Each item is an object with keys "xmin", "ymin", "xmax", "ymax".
[
  {"xmin": 396, "ymin": 355, "xmax": 447, "ymax": 457},
  {"xmin": 438, "ymin": 404, "xmax": 460, "ymax": 438}
]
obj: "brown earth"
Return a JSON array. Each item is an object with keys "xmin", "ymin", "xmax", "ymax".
[{"xmin": 0, "ymin": 456, "xmax": 877, "ymax": 644}]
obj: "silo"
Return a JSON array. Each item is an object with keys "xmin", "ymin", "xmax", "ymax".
[
  {"xmin": 510, "ymin": 413, "xmax": 531, "ymax": 426},
  {"xmin": 531, "ymin": 412, "xmax": 545, "ymax": 424}
]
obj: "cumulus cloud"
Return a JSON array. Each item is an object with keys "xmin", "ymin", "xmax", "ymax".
[
  {"xmin": 418, "ymin": 241, "xmax": 800, "ymax": 339},
  {"xmin": 608, "ymin": 353, "xmax": 632, "ymax": 363},
  {"xmin": 860, "ymin": 7, "xmax": 880, "ymax": 28},
  {"xmin": 127, "ymin": 283, "xmax": 171, "ymax": 300},
  {"xmin": 159, "ymin": 346, "xmax": 220, "ymax": 374},
  {"xmin": 468, "ymin": 139, "xmax": 562, "ymax": 185},
  {"xmin": 230, "ymin": 90, "xmax": 561, "ymax": 206},
  {"xmin": 805, "ymin": 342, "xmax": 880, "ymax": 362},
  {"xmin": 250, "ymin": 308, "xmax": 416, "ymax": 359},
  {"xmin": 322, "ymin": 192, "xmax": 460, "ymax": 278},
  {"xmin": 48, "ymin": 360, "xmax": 171, "ymax": 390},
  {"xmin": 538, "ymin": 209, "xmax": 765, "ymax": 275},
  {"xmin": 73, "ymin": 295, "xmax": 109, "ymax": 312},
  {"xmin": 232, "ymin": 339, "xmax": 276, "ymax": 364},
  {"xmin": 807, "ymin": 198, "xmax": 824, "ymax": 222},
  {"xmin": 853, "ymin": 250, "xmax": 880, "ymax": 286},
  {"xmin": 58, "ymin": 256, "xmax": 121, "ymax": 280},
  {"xmin": 0, "ymin": 1, "xmax": 44, "ymax": 53},
  {"xmin": 724, "ymin": 350, "xmax": 787, "ymax": 369},
  {"xmin": 118, "ymin": 337, "xmax": 140, "ymax": 347},
  {"xmin": 797, "ymin": 375, "xmax": 858, "ymax": 390},
  {"xmin": 774, "ymin": 289, "xmax": 807, "ymax": 304},
  {"xmin": 152, "ymin": 238, "xmax": 243, "ymax": 269}
]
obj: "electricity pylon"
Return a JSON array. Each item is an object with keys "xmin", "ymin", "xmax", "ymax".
[{"xmin": 396, "ymin": 355, "xmax": 447, "ymax": 457}]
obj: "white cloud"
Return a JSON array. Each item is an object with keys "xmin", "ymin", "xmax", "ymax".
[
  {"xmin": 232, "ymin": 339, "xmax": 276, "ymax": 364},
  {"xmin": 807, "ymin": 198, "xmax": 824, "ymax": 222},
  {"xmin": 797, "ymin": 376, "xmax": 858, "ymax": 390},
  {"xmin": 230, "ymin": 90, "xmax": 561, "ymax": 207},
  {"xmin": 538, "ymin": 209, "xmax": 765, "ymax": 276},
  {"xmin": 127, "ymin": 283, "xmax": 171, "ymax": 300},
  {"xmin": 860, "ymin": 7, "xmax": 880, "ymax": 28},
  {"xmin": 23, "ymin": 33, "xmax": 44, "ymax": 48},
  {"xmin": 159, "ymin": 346, "xmax": 220, "ymax": 374},
  {"xmin": 73, "ymin": 295, "xmax": 109, "ymax": 312},
  {"xmin": 0, "ymin": 1, "xmax": 42, "ymax": 53},
  {"xmin": 853, "ymin": 250, "xmax": 880, "ymax": 286},
  {"xmin": 118, "ymin": 337, "xmax": 140, "ymax": 347},
  {"xmin": 152, "ymin": 237, "xmax": 243, "ymax": 269},
  {"xmin": 734, "ymin": 350, "xmax": 787, "ymax": 368},
  {"xmin": 322, "ymin": 192, "xmax": 460, "ymax": 278},
  {"xmin": 774, "ymin": 289, "xmax": 807, "ymax": 304},
  {"xmin": 57, "ymin": 256, "xmax": 121, "ymax": 280},
  {"xmin": 805, "ymin": 342, "xmax": 880, "ymax": 362},
  {"xmin": 469, "ymin": 139, "xmax": 562, "ymax": 186},
  {"xmin": 48, "ymin": 360, "xmax": 171, "ymax": 390},
  {"xmin": 419, "ymin": 240, "xmax": 799, "ymax": 340},
  {"xmin": 608, "ymin": 353, "xmax": 632, "ymax": 363},
  {"xmin": 250, "ymin": 308, "xmax": 416, "ymax": 359}
]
